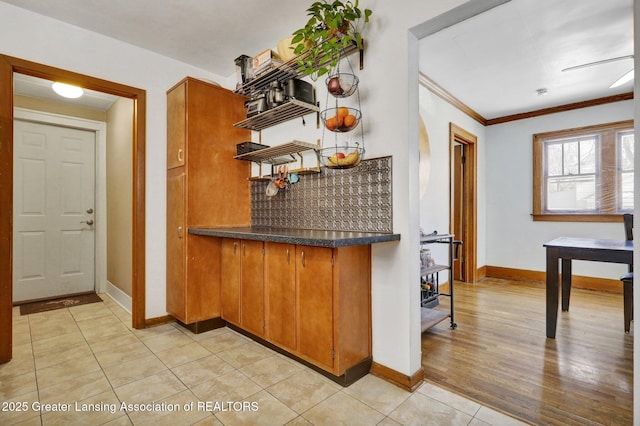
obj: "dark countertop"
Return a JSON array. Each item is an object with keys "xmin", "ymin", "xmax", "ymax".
[{"xmin": 189, "ymin": 227, "xmax": 401, "ymax": 248}]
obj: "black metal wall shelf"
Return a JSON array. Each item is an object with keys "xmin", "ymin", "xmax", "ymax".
[
  {"xmin": 233, "ymin": 100, "xmax": 318, "ymax": 132},
  {"xmin": 234, "ymin": 43, "xmax": 361, "ymax": 99},
  {"xmin": 234, "ymin": 140, "xmax": 321, "ymax": 180}
]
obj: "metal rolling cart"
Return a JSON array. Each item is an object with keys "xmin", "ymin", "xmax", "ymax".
[{"xmin": 419, "ymin": 232, "xmax": 459, "ymax": 332}]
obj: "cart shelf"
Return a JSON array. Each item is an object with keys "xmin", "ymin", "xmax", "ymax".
[{"xmin": 419, "ymin": 232, "xmax": 458, "ymax": 331}]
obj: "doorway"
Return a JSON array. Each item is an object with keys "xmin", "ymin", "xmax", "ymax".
[
  {"xmin": 449, "ymin": 123, "xmax": 477, "ymax": 283},
  {"xmin": 0, "ymin": 55, "xmax": 147, "ymax": 364}
]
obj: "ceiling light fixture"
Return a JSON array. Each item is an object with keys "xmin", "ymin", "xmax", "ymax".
[
  {"xmin": 52, "ymin": 82, "xmax": 84, "ymax": 98},
  {"xmin": 609, "ymin": 69, "xmax": 634, "ymax": 89}
]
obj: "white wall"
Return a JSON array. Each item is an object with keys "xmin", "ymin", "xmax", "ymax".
[
  {"xmin": 106, "ymin": 98, "xmax": 134, "ymax": 297},
  {"xmin": 418, "ymin": 85, "xmax": 487, "ymax": 271},
  {"xmin": 485, "ymin": 100, "xmax": 634, "ymax": 280},
  {"xmin": 0, "ymin": 2, "xmax": 226, "ymax": 318},
  {"xmin": 255, "ymin": 0, "xmax": 467, "ymax": 376}
]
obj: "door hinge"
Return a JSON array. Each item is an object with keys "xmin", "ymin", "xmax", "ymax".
[
  {"xmin": 461, "ymin": 155, "xmax": 466, "ymax": 164},
  {"xmin": 332, "ymin": 349, "xmax": 336, "ymax": 359},
  {"xmin": 332, "ymin": 256, "xmax": 335, "ymax": 267}
]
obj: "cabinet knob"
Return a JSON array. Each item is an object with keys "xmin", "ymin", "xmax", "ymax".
[
  {"xmin": 233, "ymin": 242, "xmax": 237, "ymax": 255},
  {"xmin": 301, "ymin": 251, "xmax": 305, "ymax": 268},
  {"xmin": 178, "ymin": 148, "xmax": 184, "ymax": 162},
  {"xmin": 286, "ymin": 248, "xmax": 290, "ymax": 264},
  {"xmin": 178, "ymin": 226, "xmax": 183, "ymax": 238}
]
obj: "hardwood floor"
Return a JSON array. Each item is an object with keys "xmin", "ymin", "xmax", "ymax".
[{"xmin": 421, "ymin": 277, "xmax": 633, "ymax": 426}]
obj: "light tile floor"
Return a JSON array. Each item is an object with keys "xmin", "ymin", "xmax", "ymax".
[{"xmin": 0, "ymin": 294, "xmax": 527, "ymax": 425}]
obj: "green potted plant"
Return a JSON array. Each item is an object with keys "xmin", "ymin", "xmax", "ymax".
[{"xmin": 291, "ymin": 0, "xmax": 372, "ymax": 79}]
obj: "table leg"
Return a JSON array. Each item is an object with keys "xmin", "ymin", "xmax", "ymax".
[
  {"xmin": 623, "ymin": 279, "xmax": 633, "ymax": 333},
  {"xmin": 546, "ymin": 247, "xmax": 560, "ymax": 338},
  {"xmin": 561, "ymin": 258, "xmax": 571, "ymax": 312}
]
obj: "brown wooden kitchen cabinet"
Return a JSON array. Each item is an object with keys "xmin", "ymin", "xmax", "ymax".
[
  {"xmin": 220, "ymin": 239, "xmax": 241, "ymax": 326},
  {"xmin": 296, "ymin": 244, "xmax": 372, "ymax": 378},
  {"xmin": 241, "ymin": 240, "xmax": 265, "ymax": 336},
  {"xmin": 221, "ymin": 239, "xmax": 265, "ymax": 337},
  {"xmin": 296, "ymin": 245, "xmax": 335, "ymax": 370},
  {"xmin": 261, "ymin": 241, "xmax": 372, "ymax": 382},
  {"xmin": 264, "ymin": 242, "xmax": 297, "ymax": 351},
  {"xmin": 166, "ymin": 77, "xmax": 251, "ymax": 328}
]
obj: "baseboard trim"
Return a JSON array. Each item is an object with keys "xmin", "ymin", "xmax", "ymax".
[
  {"xmin": 102, "ymin": 285, "xmax": 174, "ymax": 329},
  {"xmin": 104, "ymin": 280, "xmax": 132, "ymax": 313},
  {"xmin": 370, "ymin": 362, "xmax": 424, "ymax": 392},
  {"xmin": 485, "ymin": 265, "xmax": 623, "ymax": 294},
  {"xmin": 477, "ymin": 265, "xmax": 487, "ymax": 280},
  {"xmin": 144, "ymin": 315, "xmax": 175, "ymax": 328}
]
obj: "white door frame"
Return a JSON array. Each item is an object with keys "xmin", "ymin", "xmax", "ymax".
[{"xmin": 13, "ymin": 107, "xmax": 107, "ymax": 296}]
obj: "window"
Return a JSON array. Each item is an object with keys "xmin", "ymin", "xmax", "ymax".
[{"xmin": 533, "ymin": 120, "xmax": 634, "ymax": 221}]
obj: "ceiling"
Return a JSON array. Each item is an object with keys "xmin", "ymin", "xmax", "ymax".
[
  {"xmin": 420, "ymin": 0, "xmax": 633, "ymax": 119},
  {"xmin": 3, "ymin": 0, "xmax": 634, "ymax": 118},
  {"xmin": 2, "ymin": 0, "xmax": 306, "ymax": 77}
]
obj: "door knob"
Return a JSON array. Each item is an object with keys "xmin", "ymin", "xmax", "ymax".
[
  {"xmin": 80, "ymin": 219, "xmax": 94, "ymax": 225},
  {"xmin": 86, "ymin": 208, "xmax": 94, "ymax": 214}
]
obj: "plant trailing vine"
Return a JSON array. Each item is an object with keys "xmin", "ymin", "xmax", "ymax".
[{"xmin": 291, "ymin": 0, "xmax": 372, "ymax": 79}]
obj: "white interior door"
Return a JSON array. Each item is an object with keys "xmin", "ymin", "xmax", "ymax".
[{"xmin": 13, "ymin": 119, "xmax": 96, "ymax": 302}]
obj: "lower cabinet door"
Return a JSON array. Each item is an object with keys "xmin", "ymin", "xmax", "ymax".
[
  {"xmin": 221, "ymin": 239, "xmax": 241, "ymax": 325},
  {"xmin": 296, "ymin": 245, "xmax": 334, "ymax": 371},
  {"xmin": 166, "ymin": 172, "xmax": 186, "ymax": 321},
  {"xmin": 240, "ymin": 240, "xmax": 265, "ymax": 336},
  {"xmin": 264, "ymin": 242, "xmax": 296, "ymax": 350}
]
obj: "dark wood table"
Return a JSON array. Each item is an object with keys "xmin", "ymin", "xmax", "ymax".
[{"xmin": 544, "ymin": 237, "xmax": 633, "ymax": 338}]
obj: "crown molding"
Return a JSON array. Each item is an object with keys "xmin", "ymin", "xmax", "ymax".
[{"xmin": 419, "ymin": 71, "xmax": 634, "ymax": 126}]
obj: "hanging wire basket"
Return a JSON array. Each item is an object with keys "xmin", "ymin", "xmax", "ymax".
[
  {"xmin": 320, "ymin": 107, "xmax": 361, "ymax": 132},
  {"xmin": 326, "ymin": 73, "xmax": 359, "ymax": 98},
  {"xmin": 320, "ymin": 54, "xmax": 365, "ymax": 169},
  {"xmin": 319, "ymin": 143, "xmax": 364, "ymax": 169}
]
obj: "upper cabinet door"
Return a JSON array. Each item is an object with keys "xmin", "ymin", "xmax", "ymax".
[{"xmin": 167, "ymin": 82, "xmax": 186, "ymax": 169}]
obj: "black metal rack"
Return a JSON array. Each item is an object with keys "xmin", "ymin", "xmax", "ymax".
[
  {"xmin": 234, "ymin": 43, "xmax": 361, "ymax": 98},
  {"xmin": 232, "ymin": 42, "xmax": 362, "ymax": 132},
  {"xmin": 420, "ymin": 232, "xmax": 458, "ymax": 331},
  {"xmin": 233, "ymin": 99, "xmax": 319, "ymax": 131}
]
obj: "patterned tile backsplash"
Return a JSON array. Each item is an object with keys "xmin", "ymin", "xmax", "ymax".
[{"xmin": 251, "ymin": 156, "xmax": 393, "ymax": 233}]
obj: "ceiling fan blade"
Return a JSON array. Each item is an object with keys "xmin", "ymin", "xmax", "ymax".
[
  {"xmin": 562, "ymin": 55, "xmax": 634, "ymax": 72},
  {"xmin": 610, "ymin": 68, "xmax": 634, "ymax": 88}
]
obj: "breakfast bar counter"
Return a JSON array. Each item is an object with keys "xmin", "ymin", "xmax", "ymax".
[{"xmin": 189, "ymin": 226, "xmax": 401, "ymax": 247}]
